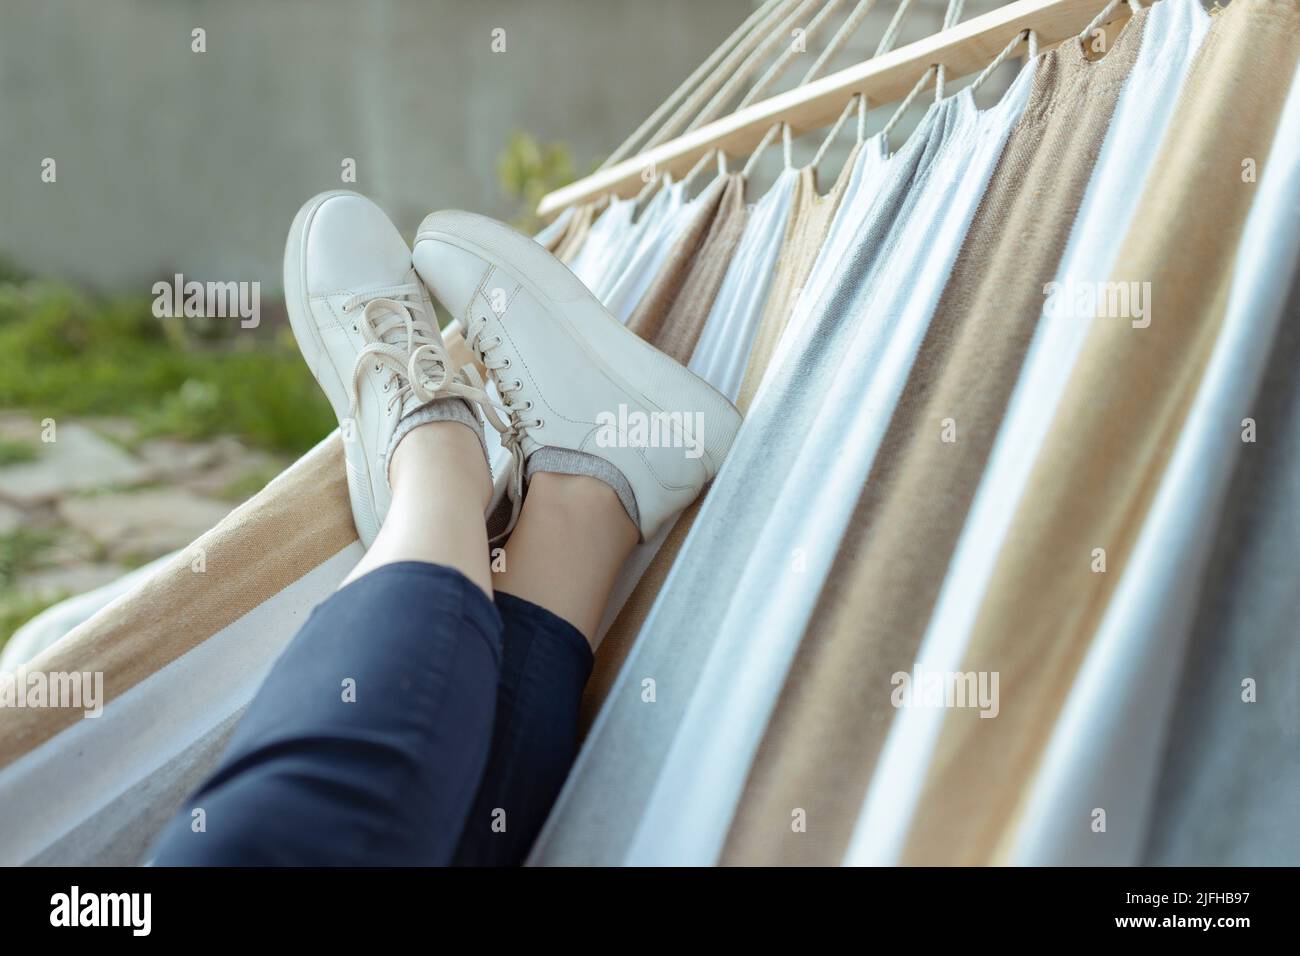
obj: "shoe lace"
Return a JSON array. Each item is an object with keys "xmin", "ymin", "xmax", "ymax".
[
  {"xmin": 465, "ymin": 307, "xmax": 545, "ymax": 537},
  {"xmin": 342, "ymin": 283, "xmax": 500, "ymax": 424}
]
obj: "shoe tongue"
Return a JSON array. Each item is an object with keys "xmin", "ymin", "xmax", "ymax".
[
  {"xmin": 365, "ymin": 269, "xmax": 427, "ymax": 346},
  {"xmin": 399, "ymin": 389, "xmax": 428, "ymax": 419},
  {"xmin": 398, "ymin": 343, "xmax": 458, "ymax": 417},
  {"xmin": 376, "ymin": 316, "xmax": 414, "ymax": 350},
  {"xmin": 370, "ymin": 300, "xmax": 433, "ymax": 353}
]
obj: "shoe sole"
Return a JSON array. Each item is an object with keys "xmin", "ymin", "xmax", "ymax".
[
  {"xmin": 414, "ymin": 210, "xmax": 741, "ymax": 477},
  {"xmin": 283, "ymin": 189, "xmax": 382, "ymax": 544}
]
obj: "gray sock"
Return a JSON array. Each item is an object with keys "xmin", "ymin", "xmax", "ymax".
[
  {"xmin": 526, "ymin": 447, "xmax": 640, "ymax": 530},
  {"xmin": 386, "ymin": 397, "xmax": 488, "ymax": 470}
]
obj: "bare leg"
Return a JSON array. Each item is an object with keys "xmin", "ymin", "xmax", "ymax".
[
  {"xmin": 341, "ymin": 421, "xmax": 494, "ymax": 596},
  {"xmin": 494, "ymin": 472, "xmax": 639, "ymax": 647}
]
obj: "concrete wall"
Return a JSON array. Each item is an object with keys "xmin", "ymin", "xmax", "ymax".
[
  {"xmin": 0, "ymin": 0, "xmax": 1024, "ymax": 293},
  {"xmin": 0, "ymin": 0, "xmax": 751, "ymax": 291}
]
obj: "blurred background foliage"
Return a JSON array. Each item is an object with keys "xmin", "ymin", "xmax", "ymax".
[
  {"xmin": 497, "ymin": 132, "xmax": 577, "ymax": 234},
  {"xmin": 0, "ymin": 266, "xmax": 335, "ymax": 455}
]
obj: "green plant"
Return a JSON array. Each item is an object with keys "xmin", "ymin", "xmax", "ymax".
[
  {"xmin": 0, "ymin": 279, "xmax": 334, "ymax": 454},
  {"xmin": 496, "ymin": 131, "xmax": 577, "ymax": 233}
]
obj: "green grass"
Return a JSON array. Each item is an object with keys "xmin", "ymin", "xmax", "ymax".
[
  {"xmin": 0, "ymin": 528, "xmax": 57, "ymax": 587},
  {"xmin": 0, "ymin": 280, "xmax": 334, "ymax": 455},
  {"xmin": 0, "ymin": 436, "xmax": 38, "ymax": 465},
  {"xmin": 0, "ymin": 528, "xmax": 62, "ymax": 647}
]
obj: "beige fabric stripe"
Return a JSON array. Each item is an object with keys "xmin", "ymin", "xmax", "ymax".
[
  {"xmin": 900, "ymin": 0, "xmax": 1300, "ymax": 866},
  {"xmin": 735, "ymin": 145, "xmax": 860, "ymax": 413},
  {"xmin": 624, "ymin": 175, "xmax": 727, "ymax": 344},
  {"xmin": 627, "ymin": 173, "xmax": 749, "ymax": 363},
  {"xmin": 721, "ymin": 12, "xmax": 1146, "ymax": 866},
  {"xmin": 0, "ymin": 434, "xmax": 357, "ymax": 770},
  {"xmin": 652, "ymin": 174, "xmax": 748, "ymax": 366}
]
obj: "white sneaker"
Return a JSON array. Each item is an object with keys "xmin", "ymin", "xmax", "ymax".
[
  {"xmin": 284, "ymin": 191, "xmax": 495, "ymax": 546},
  {"xmin": 412, "ymin": 209, "xmax": 742, "ymax": 540}
]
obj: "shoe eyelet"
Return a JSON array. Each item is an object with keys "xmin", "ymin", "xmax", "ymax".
[
  {"xmin": 501, "ymin": 357, "xmax": 511, "ymax": 369},
  {"xmin": 535, "ymin": 418, "xmax": 545, "ymax": 429},
  {"xmin": 374, "ymin": 363, "xmax": 382, "ymax": 373},
  {"xmin": 351, "ymin": 324, "xmax": 358, "ymax": 333},
  {"xmin": 513, "ymin": 380, "xmax": 522, "ymax": 391}
]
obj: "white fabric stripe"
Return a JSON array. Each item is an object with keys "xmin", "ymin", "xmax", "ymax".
[
  {"xmin": 604, "ymin": 180, "xmax": 690, "ymax": 323},
  {"xmin": 30, "ymin": 709, "xmax": 244, "ymax": 865},
  {"xmin": 531, "ymin": 205, "xmax": 575, "ymax": 248},
  {"xmin": 567, "ymin": 197, "xmax": 636, "ymax": 292}
]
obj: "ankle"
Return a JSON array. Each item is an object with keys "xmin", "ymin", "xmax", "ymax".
[
  {"xmin": 391, "ymin": 421, "xmax": 492, "ymax": 509},
  {"xmin": 525, "ymin": 448, "xmax": 641, "ymax": 532},
  {"xmin": 528, "ymin": 471, "xmax": 637, "ymax": 540},
  {"xmin": 528, "ymin": 469, "xmax": 608, "ymax": 504}
]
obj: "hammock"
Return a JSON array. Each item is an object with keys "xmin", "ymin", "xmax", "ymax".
[{"xmin": 3, "ymin": 0, "xmax": 1297, "ymax": 867}]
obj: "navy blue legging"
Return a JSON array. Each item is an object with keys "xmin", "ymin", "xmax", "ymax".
[{"xmin": 151, "ymin": 561, "xmax": 592, "ymax": 866}]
